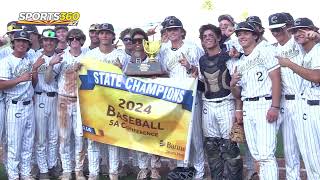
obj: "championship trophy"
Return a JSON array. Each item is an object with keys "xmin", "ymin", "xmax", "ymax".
[{"xmin": 124, "ymin": 40, "xmax": 168, "ymax": 77}]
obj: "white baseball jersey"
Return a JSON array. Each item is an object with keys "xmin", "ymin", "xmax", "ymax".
[
  {"xmin": 274, "ymin": 37, "xmax": 305, "ymax": 95},
  {"xmin": 301, "ymin": 43, "xmax": 320, "ymax": 100},
  {"xmin": 0, "ymin": 54, "xmax": 34, "ymax": 101},
  {"xmin": 158, "ymin": 41, "xmax": 204, "ymax": 79},
  {"xmin": 34, "ymin": 51, "xmax": 58, "ymax": 93},
  {"xmin": 85, "ymin": 47, "xmax": 129, "ymax": 69},
  {"xmin": 235, "ymin": 45, "xmax": 279, "ymax": 100},
  {"xmin": 54, "ymin": 50, "xmax": 86, "ymax": 97},
  {"xmin": 81, "ymin": 46, "xmax": 95, "ymax": 55},
  {"xmin": 225, "ymin": 35, "xmax": 243, "ymax": 52},
  {"xmin": 0, "ymin": 46, "xmax": 36, "ymax": 60}
]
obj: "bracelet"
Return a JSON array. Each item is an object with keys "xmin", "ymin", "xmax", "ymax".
[
  {"xmin": 235, "ymin": 109, "xmax": 243, "ymax": 112},
  {"xmin": 271, "ymin": 105, "xmax": 280, "ymax": 109}
]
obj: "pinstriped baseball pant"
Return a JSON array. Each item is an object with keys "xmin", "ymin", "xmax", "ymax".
[
  {"xmin": 6, "ymin": 100, "xmax": 35, "ymax": 179},
  {"xmin": 280, "ymin": 98, "xmax": 301, "ymax": 180},
  {"xmin": 243, "ymin": 99, "xmax": 279, "ymax": 180},
  {"xmin": 137, "ymin": 152, "xmax": 161, "ymax": 169},
  {"xmin": 202, "ymin": 99, "xmax": 234, "ymax": 139},
  {"xmin": 0, "ymin": 100, "xmax": 4, "ymax": 144},
  {"xmin": 293, "ymin": 99, "xmax": 320, "ymax": 180},
  {"xmin": 57, "ymin": 95, "xmax": 85, "ymax": 173},
  {"xmin": 34, "ymin": 93, "xmax": 59, "ymax": 173},
  {"xmin": 87, "ymin": 140, "xmax": 120, "ymax": 175}
]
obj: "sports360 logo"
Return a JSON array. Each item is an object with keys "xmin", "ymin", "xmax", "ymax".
[{"xmin": 18, "ymin": 12, "xmax": 80, "ymax": 26}]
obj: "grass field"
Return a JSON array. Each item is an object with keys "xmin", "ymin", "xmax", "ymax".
[{"xmin": 0, "ymin": 131, "xmax": 285, "ymax": 179}]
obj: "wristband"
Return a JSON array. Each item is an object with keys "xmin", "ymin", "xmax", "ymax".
[
  {"xmin": 271, "ymin": 105, "xmax": 280, "ymax": 109},
  {"xmin": 235, "ymin": 109, "xmax": 243, "ymax": 112}
]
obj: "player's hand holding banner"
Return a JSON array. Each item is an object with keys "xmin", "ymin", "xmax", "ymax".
[{"xmin": 78, "ymin": 57, "xmax": 197, "ymax": 160}]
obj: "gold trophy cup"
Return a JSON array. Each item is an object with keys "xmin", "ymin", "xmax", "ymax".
[{"xmin": 125, "ymin": 40, "xmax": 168, "ymax": 77}]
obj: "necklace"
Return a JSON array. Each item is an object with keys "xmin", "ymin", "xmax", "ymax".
[{"xmin": 171, "ymin": 41, "xmax": 184, "ymax": 51}]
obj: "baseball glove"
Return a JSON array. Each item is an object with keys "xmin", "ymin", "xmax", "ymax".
[{"xmin": 229, "ymin": 121, "xmax": 246, "ymax": 143}]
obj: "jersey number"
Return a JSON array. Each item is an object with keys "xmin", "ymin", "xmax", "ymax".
[{"xmin": 256, "ymin": 72, "xmax": 263, "ymax": 81}]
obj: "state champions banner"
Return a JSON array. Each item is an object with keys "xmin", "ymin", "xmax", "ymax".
[{"xmin": 78, "ymin": 58, "xmax": 197, "ymax": 160}]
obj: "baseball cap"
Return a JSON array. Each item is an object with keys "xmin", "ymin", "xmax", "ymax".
[
  {"xmin": 23, "ymin": 25, "xmax": 39, "ymax": 34},
  {"xmin": 89, "ymin": 23, "xmax": 99, "ymax": 31},
  {"xmin": 98, "ymin": 23, "xmax": 115, "ymax": 34},
  {"xmin": 161, "ymin": 16, "xmax": 177, "ymax": 26},
  {"xmin": 12, "ymin": 30, "xmax": 31, "ymax": 42},
  {"xmin": 41, "ymin": 29, "xmax": 57, "ymax": 39},
  {"xmin": 287, "ymin": 18, "xmax": 319, "ymax": 32},
  {"xmin": 234, "ymin": 22, "xmax": 256, "ymax": 33},
  {"xmin": 54, "ymin": 25, "xmax": 69, "ymax": 31},
  {"xmin": 7, "ymin": 21, "xmax": 23, "ymax": 34},
  {"xmin": 218, "ymin": 14, "xmax": 235, "ymax": 26},
  {"xmin": 268, "ymin": 13, "xmax": 287, "ymax": 29},
  {"xmin": 246, "ymin": 16, "xmax": 263, "ymax": 28},
  {"xmin": 163, "ymin": 17, "xmax": 183, "ymax": 29},
  {"xmin": 282, "ymin": 12, "xmax": 294, "ymax": 25}
]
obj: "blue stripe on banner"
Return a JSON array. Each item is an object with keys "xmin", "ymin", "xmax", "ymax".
[
  {"xmin": 83, "ymin": 125, "xmax": 96, "ymax": 134},
  {"xmin": 79, "ymin": 70, "xmax": 194, "ymax": 111}
]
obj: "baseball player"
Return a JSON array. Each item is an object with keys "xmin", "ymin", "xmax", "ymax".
[
  {"xmin": 45, "ymin": 28, "xmax": 87, "ymax": 180},
  {"xmin": 0, "ymin": 21, "xmax": 37, "ymax": 59},
  {"xmin": 124, "ymin": 28, "xmax": 162, "ymax": 180},
  {"xmin": 84, "ymin": 23, "xmax": 128, "ymax": 180},
  {"xmin": 119, "ymin": 28, "xmax": 133, "ymax": 57},
  {"xmin": 23, "ymin": 25, "xmax": 41, "ymax": 52},
  {"xmin": 54, "ymin": 25, "xmax": 69, "ymax": 53},
  {"xmin": 230, "ymin": 22, "xmax": 281, "ymax": 180},
  {"xmin": 198, "ymin": 23, "xmax": 243, "ymax": 180},
  {"xmin": 32, "ymin": 29, "xmax": 60, "ymax": 179},
  {"xmin": 82, "ymin": 23, "xmax": 100, "ymax": 54},
  {"xmin": 246, "ymin": 16, "xmax": 268, "ymax": 44},
  {"xmin": 117, "ymin": 28, "xmax": 136, "ymax": 176},
  {"xmin": 277, "ymin": 17, "xmax": 320, "ymax": 180},
  {"xmin": 0, "ymin": 30, "xmax": 44, "ymax": 180},
  {"xmin": 158, "ymin": 17, "xmax": 205, "ymax": 180},
  {"xmin": 268, "ymin": 13, "xmax": 304, "ymax": 180}
]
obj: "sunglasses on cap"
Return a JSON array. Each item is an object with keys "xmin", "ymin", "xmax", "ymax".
[
  {"xmin": 132, "ymin": 38, "xmax": 143, "ymax": 44},
  {"xmin": 68, "ymin": 36, "xmax": 82, "ymax": 41},
  {"xmin": 42, "ymin": 30, "xmax": 56, "ymax": 38}
]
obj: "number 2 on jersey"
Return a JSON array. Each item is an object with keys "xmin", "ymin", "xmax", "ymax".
[{"xmin": 256, "ymin": 72, "xmax": 263, "ymax": 81}]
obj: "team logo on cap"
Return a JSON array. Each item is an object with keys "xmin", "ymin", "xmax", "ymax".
[
  {"xmin": 19, "ymin": 31, "xmax": 27, "ymax": 37},
  {"xmin": 18, "ymin": 12, "xmax": 80, "ymax": 26},
  {"xmin": 271, "ymin": 16, "xmax": 278, "ymax": 24},
  {"xmin": 168, "ymin": 19, "xmax": 175, "ymax": 25},
  {"xmin": 295, "ymin": 18, "xmax": 302, "ymax": 26}
]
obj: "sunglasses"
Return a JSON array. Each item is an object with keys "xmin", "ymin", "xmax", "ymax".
[
  {"xmin": 68, "ymin": 37, "xmax": 82, "ymax": 41},
  {"xmin": 132, "ymin": 38, "xmax": 143, "ymax": 44},
  {"xmin": 123, "ymin": 37, "xmax": 132, "ymax": 42}
]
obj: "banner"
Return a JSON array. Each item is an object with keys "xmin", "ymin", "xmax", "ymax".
[{"xmin": 78, "ymin": 58, "xmax": 197, "ymax": 160}]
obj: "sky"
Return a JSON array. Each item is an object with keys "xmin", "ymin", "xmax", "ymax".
[{"xmin": 1, "ymin": 0, "xmax": 319, "ymax": 46}]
